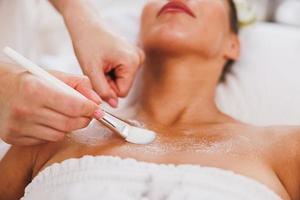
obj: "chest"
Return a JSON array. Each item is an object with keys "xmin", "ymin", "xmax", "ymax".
[
  {"xmin": 40, "ymin": 133, "xmax": 290, "ymax": 200},
  {"xmin": 47, "ymin": 133, "xmax": 267, "ymax": 175}
]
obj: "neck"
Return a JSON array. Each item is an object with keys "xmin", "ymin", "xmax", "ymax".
[{"xmin": 138, "ymin": 54, "xmax": 233, "ymax": 127}]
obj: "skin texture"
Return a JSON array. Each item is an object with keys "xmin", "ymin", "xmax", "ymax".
[{"xmin": 0, "ymin": 0, "xmax": 300, "ymax": 199}]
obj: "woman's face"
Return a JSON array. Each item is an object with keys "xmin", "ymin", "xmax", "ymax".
[{"xmin": 140, "ymin": 0, "xmax": 234, "ymax": 58}]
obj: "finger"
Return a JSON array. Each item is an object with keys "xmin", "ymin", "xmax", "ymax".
[
  {"xmin": 35, "ymin": 108, "xmax": 93, "ymax": 132},
  {"xmin": 45, "ymin": 88, "xmax": 99, "ymax": 118},
  {"xmin": 114, "ymin": 66, "xmax": 136, "ymax": 97},
  {"xmin": 137, "ymin": 47, "xmax": 145, "ymax": 65},
  {"xmin": 86, "ymin": 66, "xmax": 118, "ymax": 106},
  {"xmin": 20, "ymin": 124, "xmax": 66, "ymax": 142},
  {"xmin": 75, "ymin": 83, "xmax": 102, "ymax": 105},
  {"xmin": 103, "ymin": 76, "xmax": 119, "ymax": 108},
  {"xmin": 105, "ymin": 75, "xmax": 119, "ymax": 94},
  {"xmin": 10, "ymin": 137, "xmax": 46, "ymax": 146},
  {"xmin": 49, "ymin": 70, "xmax": 102, "ymax": 105},
  {"xmin": 114, "ymin": 49, "xmax": 142, "ymax": 97},
  {"xmin": 65, "ymin": 74, "xmax": 102, "ymax": 105}
]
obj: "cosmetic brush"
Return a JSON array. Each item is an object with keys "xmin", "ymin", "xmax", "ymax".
[{"xmin": 3, "ymin": 47, "xmax": 156, "ymax": 145}]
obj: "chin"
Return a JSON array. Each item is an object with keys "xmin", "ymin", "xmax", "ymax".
[{"xmin": 142, "ymin": 28, "xmax": 196, "ymax": 55}]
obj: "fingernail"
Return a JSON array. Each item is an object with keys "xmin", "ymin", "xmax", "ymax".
[
  {"xmin": 94, "ymin": 108, "xmax": 104, "ymax": 119},
  {"xmin": 108, "ymin": 98, "xmax": 118, "ymax": 108}
]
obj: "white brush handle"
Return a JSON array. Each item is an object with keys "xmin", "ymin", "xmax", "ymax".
[
  {"xmin": 3, "ymin": 47, "xmax": 86, "ymax": 100},
  {"xmin": 3, "ymin": 47, "xmax": 130, "ymax": 138}
]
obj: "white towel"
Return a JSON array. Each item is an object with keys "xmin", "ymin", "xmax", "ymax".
[{"xmin": 22, "ymin": 156, "xmax": 281, "ymax": 200}]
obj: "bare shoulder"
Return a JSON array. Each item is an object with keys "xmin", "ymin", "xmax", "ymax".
[
  {"xmin": 230, "ymin": 124, "xmax": 300, "ymax": 199},
  {"xmin": 0, "ymin": 145, "xmax": 41, "ymax": 200},
  {"xmin": 262, "ymin": 125, "xmax": 300, "ymax": 161},
  {"xmin": 32, "ymin": 139, "xmax": 74, "ymax": 176},
  {"xmin": 0, "ymin": 141, "xmax": 68, "ymax": 199},
  {"xmin": 262, "ymin": 125, "xmax": 300, "ymax": 200},
  {"xmin": 263, "ymin": 125, "xmax": 300, "ymax": 151}
]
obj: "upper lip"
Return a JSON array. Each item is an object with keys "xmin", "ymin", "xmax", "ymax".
[{"xmin": 157, "ymin": 1, "xmax": 196, "ymax": 18}]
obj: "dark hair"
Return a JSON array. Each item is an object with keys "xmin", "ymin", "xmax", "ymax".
[{"xmin": 220, "ymin": 0, "xmax": 239, "ymax": 82}]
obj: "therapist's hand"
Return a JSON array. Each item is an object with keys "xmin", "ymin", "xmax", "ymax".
[
  {"xmin": 58, "ymin": 0, "xmax": 145, "ymax": 108},
  {"xmin": 0, "ymin": 64, "xmax": 103, "ymax": 146},
  {"xmin": 73, "ymin": 29, "xmax": 144, "ymax": 108}
]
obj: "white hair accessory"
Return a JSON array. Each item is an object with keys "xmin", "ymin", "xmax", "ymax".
[{"xmin": 233, "ymin": 0, "xmax": 257, "ymax": 26}]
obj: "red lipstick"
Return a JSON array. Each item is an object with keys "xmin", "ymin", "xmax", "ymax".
[{"xmin": 157, "ymin": 1, "xmax": 196, "ymax": 18}]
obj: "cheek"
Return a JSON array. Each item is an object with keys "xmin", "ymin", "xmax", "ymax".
[
  {"xmin": 140, "ymin": 3, "xmax": 157, "ymax": 44},
  {"xmin": 196, "ymin": 7, "xmax": 229, "ymax": 55}
]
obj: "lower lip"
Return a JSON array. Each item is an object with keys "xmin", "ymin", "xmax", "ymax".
[{"xmin": 159, "ymin": 8, "xmax": 195, "ymax": 17}]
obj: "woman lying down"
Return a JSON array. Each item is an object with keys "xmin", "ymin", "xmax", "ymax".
[{"xmin": 1, "ymin": 0, "xmax": 299, "ymax": 199}]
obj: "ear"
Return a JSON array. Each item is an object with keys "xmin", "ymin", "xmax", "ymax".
[{"xmin": 224, "ymin": 34, "xmax": 240, "ymax": 61}]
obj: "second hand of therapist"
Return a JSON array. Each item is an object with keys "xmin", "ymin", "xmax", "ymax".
[
  {"xmin": 0, "ymin": 0, "xmax": 144, "ymax": 146},
  {"xmin": 51, "ymin": 0, "xmax": 145, "ymax": 107}
]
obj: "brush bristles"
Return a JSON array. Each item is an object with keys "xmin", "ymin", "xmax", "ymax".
[{"xmin": 125, "ymin": 127, "xmax": 156, "ymax": 145}]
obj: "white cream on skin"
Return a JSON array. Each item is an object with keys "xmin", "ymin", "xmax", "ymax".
[{"xmin": 69, "ymin": 119, "xmax": 149, "ymax": 146}]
